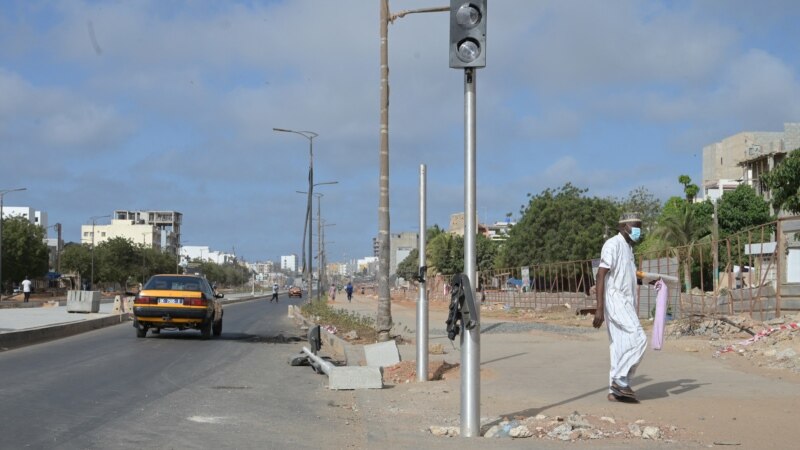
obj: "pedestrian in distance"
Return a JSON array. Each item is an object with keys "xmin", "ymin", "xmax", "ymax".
[
  {"xmin": 328, "ymin": 283, "xmax": 336, "ymax": 301},
  {"xmin": 271, "ymin": 283, "xmax": 279, "ymax": 303},
  {"xmin": 345, "ymin": 281, "xmax": 354, "ymax": 302},
  {"xmin": 593, "ymin": 212, "xmax": 647, "ymax": 404},
  {"xmin": 21, "ymin": 276, "xmax": 32, "ymax": 303}
]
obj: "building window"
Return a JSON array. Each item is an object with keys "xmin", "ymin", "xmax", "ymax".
[
  {"xmin": 83, "ymin": 232, "xmax": 90, "ymax": 237},
  {"xmin": 101, "ymin": 232, "xmax": 106, "ymax": 237}
]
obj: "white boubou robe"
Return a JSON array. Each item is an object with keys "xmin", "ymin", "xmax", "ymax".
[{"xmin": 599, "ymin": 233, "xmax": 647, "ymax": 391}]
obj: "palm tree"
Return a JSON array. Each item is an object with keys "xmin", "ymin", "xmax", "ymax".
[{"xmin": 651, "ymin": 203, "xmax": 711, "ymax": 293}]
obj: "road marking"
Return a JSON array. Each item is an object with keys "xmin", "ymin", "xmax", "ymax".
[{"xmin": 187, "ymin": 416, "xmax": 225, "ymax": 424}]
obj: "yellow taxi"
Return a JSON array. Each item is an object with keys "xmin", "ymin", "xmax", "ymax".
[{"xmin": 133, "ymin": 274, "xmax": 223, "ymax": 339}]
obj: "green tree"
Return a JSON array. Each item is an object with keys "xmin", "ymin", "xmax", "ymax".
[
  {"xmin": 139, "ymin": 246, "xmax": 178, "ymax": 282},
  {"xmin": 397, "ymin": 229, "xmax": 498, "ymax": 279},
  {"xmin": 651, "ymin": 202, "xmax": 711, "ymax": 293},
  {"xmin": 0, "ymin": 216, "xmax": 49, "ymax": 291},
  {"xmin": 498, "ymin": 183, "xmax": 620, "ymax": 267},
  {"xmin": 678, "ymin": 175, "xmax": 700, "ymax": 203},
  {"xmin": 427, "ymin": 232, "xmax": 464, "ymax": 274},
  {"xmin": 95, "ymin": 237, "xmax": 139, "ymax": 287},
  {"xmin": 618, "ymin": 186, "xmax": 662, "ymax": 234},
  {"xmin": 717, "ymin": 184, "xmax": 773, "ymax": 235},
  {"xmin": 763, "ymin": 148, "xmax": 800, "ymax": 214},
  {"xmin": 60, "ymin": 243, "xmax": 92, "ymax": 279},
  {"xmin": 395, "ymin": 248, "xmax": 419, "ymax": 281}
]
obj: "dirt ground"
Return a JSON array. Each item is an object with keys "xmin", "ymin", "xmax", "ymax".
[{"xmin": 353, "ymin": 293, "xmax": 800, "ymax": 447}]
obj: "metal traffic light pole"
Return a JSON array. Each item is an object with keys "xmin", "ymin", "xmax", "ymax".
[
  {"xmin": 416, "ymin": 164, "xmax": 429, "ymax": 382},
  {"xmin": 461, "ymin": 66, "xmax": 480, "ymax": 438},
  {"xmin": 450, "ymin": 0, "xmax": 486, "ymax": 438}
]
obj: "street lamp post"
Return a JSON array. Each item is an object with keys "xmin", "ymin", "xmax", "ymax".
[
  {"xmin": 89, "ymin": 214, "xmax": 111, "ymax": 291},
  {"xmin": 297, "ymin": 180, "xmax": 338, "ymax": 301},
  {"xmin": 274, "ymin": 127, "xmax": 318, "ymax": 298},
  {"xmin": 0, "ymin": 187, "xmax": 27, "ymax": 301}
]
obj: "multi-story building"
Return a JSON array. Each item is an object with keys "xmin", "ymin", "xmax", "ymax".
[
  {"xmin": 2, "ymin": 206, "xmax": 60, "ymax": 271},
  {"xmin": 81, "ymin": 218, "xmax": 160, "ymax": 249},
  {"xmin": 79, "ymin": 210, "xmax": 182, "ymax": 252},
  {"xmin": 113, "ymin": 210, "xmax": 182, "ymax": 253},
  {"xmin": 357, "ymin": 256, "xmax": 378, "ymax": 277},
  {"xmin": 180, "ymin": 245, "xmax": 234, "ymax": 264},
  {"xmin": 483, "ymin": 219, "xmax": 515, "ymax": 241},
  {"xmin": 389, "ymin": 231, "xmax": 418, "ymax": 276},
  {"xmin": 281, "ymin": 254, "xmax": 298, "ymax": 272},
  {"xmin": 702, "ymin": 123, "xmax": 800, "ymax": 214},
  {"xmin": 1, "ymin": 206, "xmax": 48, "ymax": 230}
]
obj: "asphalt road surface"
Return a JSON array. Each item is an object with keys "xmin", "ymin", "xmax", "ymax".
[{"xmin": 0, "ymin": 294, "xmax": 364, "ymax": 449}]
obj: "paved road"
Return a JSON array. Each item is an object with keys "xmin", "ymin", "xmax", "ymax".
[{"xmin": 0, "ymin": 294, "xmax": 363, "ymax": 449}]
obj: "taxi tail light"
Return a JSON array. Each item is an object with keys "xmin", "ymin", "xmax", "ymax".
[
  {"xmin": 183, "ymin": 297, "xmax": 208, "ymax": 307},
  {"xmin": 135, "ymin": 296, "xmax": 157, "ymax": 305}
]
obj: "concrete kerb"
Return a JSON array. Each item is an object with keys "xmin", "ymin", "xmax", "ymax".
[
  {"xmin": 0, "ymin": 313, "xmax": 132, "ymax": 351},
  {"xmin": 289, "ymin": 304, "xmax": 382, "ymax": 390}
]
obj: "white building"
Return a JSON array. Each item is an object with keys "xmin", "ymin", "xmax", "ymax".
[
  {"xmin": 389, "ymin": 232, "xmax": 418, "ymax": 276},
  {"xmin": 357, "ymin": 256, "xmax": 378, "ymax": 276},
  {"xmin": 81, "ymin": 219, "xmax": 160, "ymax": 249},
  {"xmin": 483, "ymin": 220, "xmax": 515, "ymax": 242},
  {"xmin": 1, "ymin": 206, "xmax": 48, "ymax": 231},
  {"xmin": 281, "ymin": 254, "xmax": 298, "ymax": 272},
  {"xmin": 180, "ymin": 245, "xmax": 234, "ymax": 264},
  {"xmin": 702, "ymin": 122, "xmax": 800, "ymax": 214}
]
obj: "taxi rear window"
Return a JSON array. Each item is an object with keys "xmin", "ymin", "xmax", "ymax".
[{"xmin": 144, "ymin": 276, "xmax": 205, "ymax": 292}]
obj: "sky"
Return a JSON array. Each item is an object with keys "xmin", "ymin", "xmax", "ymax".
[{"xmin": 2, "ymin": 0, "xmax": 800, "ymax": 264}]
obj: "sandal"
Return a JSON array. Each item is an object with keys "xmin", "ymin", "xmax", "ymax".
[
  {"xmin": 611, "ymin": 381, "xmax": 636, "ymax": 397},
  {"xmin": 607, "ymin": 393, "xmax": 640, "ymax": 403}
]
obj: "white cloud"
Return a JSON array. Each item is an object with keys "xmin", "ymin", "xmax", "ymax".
[{"xmin": 0, "ymin": 1, "xmax": 797, "ymax": 260}]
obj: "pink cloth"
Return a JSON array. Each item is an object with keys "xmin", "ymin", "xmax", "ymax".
[{"xmin": 651, "ymin": 279, "xmax": 668, "ymax": 350}]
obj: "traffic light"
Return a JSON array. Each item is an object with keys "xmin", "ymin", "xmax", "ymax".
[{"xmin": 449, "ymin": 1, "xmax": 487, "ymax": 68}]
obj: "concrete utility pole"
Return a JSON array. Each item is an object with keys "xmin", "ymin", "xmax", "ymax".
[
  {"xmin": 0, "ymin": 187, "xmax": 27, "ymax": 301},
  {"xmin": 377, "ymin": 0, "xmax": 449, "ymax": 342}
]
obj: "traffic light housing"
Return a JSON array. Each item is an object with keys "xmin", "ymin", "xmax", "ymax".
[{"xmin": 449, "ymin": 1, "xmax": 487, "ymax": 68}]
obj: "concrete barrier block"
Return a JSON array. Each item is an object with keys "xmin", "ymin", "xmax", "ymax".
[
  {"xmin": 66, "ymin": 290, "xmax": 100, "ymax": 313},
  {"xmin": 364, "ymin": 340, "xmax": 401, "ymax": 368},
  {"xmin": 328, "ymin": 366, "xmax": 383, "ymax": 390}
]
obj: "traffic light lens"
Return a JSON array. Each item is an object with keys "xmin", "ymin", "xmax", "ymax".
[
  {"xmin": 456, "ymin": 39, "xmax": 481, "ymax": 63},
  {"xmin": 455, "ymin": 4, "xmax": 481, "ymax": 28}
]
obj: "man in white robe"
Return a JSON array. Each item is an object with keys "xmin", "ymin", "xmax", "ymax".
[{"xmin": 593, "ymin": 213, "xmax": 647, "ymax": 402}]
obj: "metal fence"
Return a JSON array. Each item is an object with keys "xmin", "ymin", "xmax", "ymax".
[{"xmin": 412, "ymin": 216, "xmax": 799, "ymax": 321}]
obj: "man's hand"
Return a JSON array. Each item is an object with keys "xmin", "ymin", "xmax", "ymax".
[{"xmin": 593, "ymin": 311, "xmax": 604, "ymax": 329}]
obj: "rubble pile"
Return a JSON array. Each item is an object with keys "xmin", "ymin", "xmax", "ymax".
[
  {"xmin": 713, "ymin": 315, "xmax": 800, "ymax": 372},
  {"xmin": 431, "ymin": 411, "xmax": 680, "ymax": 442},
  {"xmin": 665, "ymin": 313, "xmax": 800, "ymax": 373},
  {"xmin": 666, "ymin": 314, "xmax": 759, "ymax": 339}
]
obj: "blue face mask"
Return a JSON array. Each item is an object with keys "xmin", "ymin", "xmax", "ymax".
[{"xmin": 629, "ymin": 227, "xmax": 641, "ymax": 242}]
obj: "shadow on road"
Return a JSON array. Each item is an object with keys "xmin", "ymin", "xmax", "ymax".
[{"xmin": 482, "ymin": 375, "xmax": 709, "ymax": 434}]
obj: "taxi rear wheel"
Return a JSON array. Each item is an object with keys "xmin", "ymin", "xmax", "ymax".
[
  {"xmin": 212, "ymin": 318, "xmax": 222, "ymax": 336},
  {"xmin": 136, "ymin": 326, "xmax": 148, "ymax": 338},
  {"xmin": 200, "ymin": 320, "xmax": 212, "ymax": 339}
]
